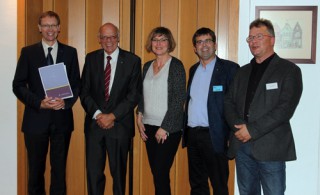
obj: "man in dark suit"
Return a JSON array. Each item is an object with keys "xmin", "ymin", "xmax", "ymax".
[
  {"xmin": 12, "ymin": 11, "xmax": 80, "ymax": 195},
  {"xmin": 80, "ymin": 23, "xmax": 141, "ymax": 195},
  {"xmin": 224, "ymin": 18, "xmax": 303, "ymax": 195},
  {"xmin": 184, "ymin": 28, "xmax": 239, "ymax": 195}
]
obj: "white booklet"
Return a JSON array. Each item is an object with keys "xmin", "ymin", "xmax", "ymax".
[{"xmin": 38, "ymin": 63, "xmax": 73, "ymax": 99}]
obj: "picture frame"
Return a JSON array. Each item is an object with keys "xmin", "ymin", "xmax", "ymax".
[{"xmin": 256, "ymin": 6, "xmax": 318, "ymax": 64}]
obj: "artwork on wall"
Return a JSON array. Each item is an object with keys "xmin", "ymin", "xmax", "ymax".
[{"xmin": 256, "ymin": 6, "xmax": 318, "ymax": 64}]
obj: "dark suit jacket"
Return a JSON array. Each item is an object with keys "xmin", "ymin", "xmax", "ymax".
[
  {"xmin": 224, "ymin": 54, "xmax": 303, "ymax": 161},
  {"xmin": 80, "ymin": 48, "xmax": 141, "ymax": 139},
  {"xmin": 13, "ymin": 41, "xmax": 80, "ymax": 133},
  {"xmin": 184, "ymin": 56, "xmax": 239, "ymax": 153}
]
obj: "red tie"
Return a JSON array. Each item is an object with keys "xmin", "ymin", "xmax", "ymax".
[{"xmin": 104, "ymin": 56, "xmax": 112, "ymax": 101}]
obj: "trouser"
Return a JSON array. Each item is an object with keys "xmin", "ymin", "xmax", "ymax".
[
  {"xmin": 24, "ymin": 128, "xmax": 71, "ymax": 195},
  {"xmin": 144, "ymin": 124, "xmax": 181, "ymax": 195}
]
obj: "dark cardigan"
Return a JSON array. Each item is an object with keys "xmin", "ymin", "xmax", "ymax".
[{"xmin": 137, "ymin": 56, "xmax": 186, "ymax": 133}]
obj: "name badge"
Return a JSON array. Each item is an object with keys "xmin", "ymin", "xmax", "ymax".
[
  {"xmin": 213, "ymin": 85, "xmax": 223, "ymax": 92},
  {"xmin": 266, "ymin": 82, "xmax": 278, "ymax": 90}
]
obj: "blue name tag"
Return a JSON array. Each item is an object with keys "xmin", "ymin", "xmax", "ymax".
[{"xmin": 213, "ymin": 85, "xmax": 223, "ymax": 92}]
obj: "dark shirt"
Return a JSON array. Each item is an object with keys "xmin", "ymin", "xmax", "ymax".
[{"xmin": 244, "ymin": 53, "xmax": 275, "ymax": 121}]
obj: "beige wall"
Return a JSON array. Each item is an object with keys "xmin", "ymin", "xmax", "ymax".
[{"xmin": 17, "ymin": 0, "xmax": 239, "ymax": 194}]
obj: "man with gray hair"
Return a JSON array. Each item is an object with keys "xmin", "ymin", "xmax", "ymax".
[
  {"xmin": 224, "ymin": 18, "xmax": 303, "ymax": 195},
  {"xmin": 80, "ymin": 23, "xmax": 141, "ymax": 195}
]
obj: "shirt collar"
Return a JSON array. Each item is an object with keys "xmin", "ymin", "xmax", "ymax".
[
  {"xmin": 42, "ymin": 40, "xmax": 58, "ymax": 50},
  {"xmin": 199, "ymin": 56, "xmax": 217, "ymax": 71}
]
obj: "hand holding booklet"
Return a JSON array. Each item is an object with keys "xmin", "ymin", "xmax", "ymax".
[{"xmin": 38, "ymin": 63, "xmax": 73, "ymax": 99}]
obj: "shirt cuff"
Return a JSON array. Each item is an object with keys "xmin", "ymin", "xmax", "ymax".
[{"xmin": 93, "ymin": 110, "xmax": 102, "ymax": 119}]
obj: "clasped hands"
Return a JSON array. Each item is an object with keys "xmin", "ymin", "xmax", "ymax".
[
  {"xmin": 96, "ymin": 113, "xmax": 115, "ymax": 130},
  {"xmin": 234, "ymin": 124, "xmax": 252, "ymax": 143},
  {"xmin": 40, "ymin": 97, "xmax": 65, "ymax": 110}
]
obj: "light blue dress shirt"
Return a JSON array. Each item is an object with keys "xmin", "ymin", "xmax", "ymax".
[{"xmin": 187, "ymin": 57, "xmax": 216, "ymax": 127}]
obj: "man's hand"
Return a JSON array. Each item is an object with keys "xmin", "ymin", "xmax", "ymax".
[
  {"xmin": 234, "ymin": 124, "xmax": 252, "ymax": 143},
  {"xmin": 40, "ymin": 97, "xmax": 65, "ymax": 110},
  {"xmin": 96, "ymin": 113, "xmax": 116, "ymax": 129}
]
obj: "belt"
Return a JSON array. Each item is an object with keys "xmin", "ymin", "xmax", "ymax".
[{"xmin": 188, "ymin": 126, "xmax": 209, "ymax": 130}]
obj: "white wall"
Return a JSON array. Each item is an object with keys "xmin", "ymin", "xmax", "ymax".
[
  {"xmin": 237, "ymin": 0, "xmax": 320, "ymax": 195},
  {"xmin": 0, "ymin": 1, "xmax": 17, "ymax": 195}
]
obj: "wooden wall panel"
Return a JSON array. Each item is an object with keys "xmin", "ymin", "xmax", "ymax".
[
  {"xmin": 17, "ymin": 0, "xmax": 26, "ymax": 194},
  {"xmin": 198, "ymin": 0, "xmax": 216, "ymax": 30},
  {"xmin": 228, "ymin": 0, "xmax": 239, "ymax": 62},
  {"xmin": 86, "ymin": 0, "xmax": 103, "ymax": 53},
  {"xmin": 119, "ymin": 0, "xmax": 132, "ymax": 50},
  {"xmin": 160, "ymin": 0, "xmax": 179, "ymax": 57},
  {"xmin": 18, "ymin": 0, "xmax": 239, "ymax": 194},
  {"xmin": 103, "ymin": 0, "xmax": 120, "ymax": 27},
  {"xmin": 67, "ymin": 0, "xmax": 86, "ymax": 194},
  {"xmin": 132, "ymin": 0, "xmax": 143, "ymax": 193},
  {"xmin": 178, "ymin": 0, "xmax": 199, "ymax": 76},
  {"xmin": 54, "ymin": 0, "xmax": 69, "ymax": 44}
]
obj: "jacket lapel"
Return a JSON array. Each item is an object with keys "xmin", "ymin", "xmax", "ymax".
[
  {"xmin": 209, "ymin": 57, "xmax": 223, "ymax": 90},
  {"xmin": 56, "ymin": 42, "xmax": 64, "ymax": 64},
  {"xmin": 36, "ymin": 42, "xmax": 47, "ymax": 68}
]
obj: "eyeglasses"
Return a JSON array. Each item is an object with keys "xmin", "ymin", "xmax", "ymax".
[
  {"xmin": 246, "ymin": 33, "xmax": 274, "ymax": 42},
  {"xmin": 40, "ymin": 24, "xmax": 59, "ymax": 29},
  {"xmin": 195, "ymin": 39, "xmax": 214, "ymax": 46},
  {"xmin": 99, "ymin": 35, "xmax": 118, "ymax": 41},
  {"xmin": 151, "ymin": 38, "xmax": 168, "ymax": 43}
]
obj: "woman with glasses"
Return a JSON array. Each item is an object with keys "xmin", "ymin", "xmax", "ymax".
[{"xmin": 136, "ymin": 27, "xmax": 186, "ymax": 195}]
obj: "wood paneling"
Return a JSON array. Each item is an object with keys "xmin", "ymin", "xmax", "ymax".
[
  {"xmin": 17, "ymin": 0, "xmax": 239, "ymax": 194},
  {"xmin": 17, "ymin": 1, "xmax": 26, "ymax": 194},
  {"xmin": 67, "ymin": 0, "xmax": 86, "ymax": 194}
]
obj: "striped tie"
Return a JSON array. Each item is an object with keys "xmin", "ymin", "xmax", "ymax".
[{"xmin": 104, "ymin": 56, "xmax": 112, "ymax": 101}]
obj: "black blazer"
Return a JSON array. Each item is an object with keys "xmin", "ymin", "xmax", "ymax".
[
  {"xmin": 13, "ymin": 41, "xmax": 80, "ymax": 133},
  {"xmin": 184, "ymin": 56, "xmax": 239, "ymax": 153},
  {"xmin": 224, "ymin": 54, "xmax": 303, "ymax": 161},
  {"xmin": 80, "ymin": 48, "xmax": 142, "ymax": 139}
]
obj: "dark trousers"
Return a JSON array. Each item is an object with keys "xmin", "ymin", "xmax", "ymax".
[
  {"xmin": 144, "ymin": 125, "xmax": 181, "ymax": 195},
  {"xmin": 187, "ymin": 127, "xmax": 229, "ymax": 195},
  {"xmin": 85, "ymin": 127, "xmax": 131, "ymax": 195},
  {"xmin": 24, "ymin": 127, "xmax": 72, "ymax": 195}
]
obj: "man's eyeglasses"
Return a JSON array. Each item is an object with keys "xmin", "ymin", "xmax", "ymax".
[
  {"xmin": 246, "ymin": 33, "xmax": 274, "ymax": 42},
  {"xmin": 40, "ymin": 24, "xmax": 59, "ymax": 29},
  {"xmin": 99, "ymin": 35, "xmax": 118, "ymax": 41},
  {"xmin": 151, "ymin": 38, "xmax": 168, "ymax": 43},
  {"xmin": 195, "ymin": 39, "xmax": 214, "ymax": 46}
]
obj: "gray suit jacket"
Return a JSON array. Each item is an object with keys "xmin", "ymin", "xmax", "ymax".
[{"xmin": 224, "ymin": 54, "xmax": 303, "ymax": 161}]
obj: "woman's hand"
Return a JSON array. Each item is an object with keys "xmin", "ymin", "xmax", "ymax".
[
  {"xmin": 136, "ymin": 113, "xmax": 147, "ymax": 141},
  {"xmin": 155, "ymin": 128, "xmax": 168, "ymax": 144}
]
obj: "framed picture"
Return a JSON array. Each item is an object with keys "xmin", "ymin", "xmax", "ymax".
[{"xmin": 256, "ymin": 6, "xmax": 318, "ymax": 64}]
